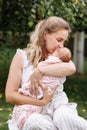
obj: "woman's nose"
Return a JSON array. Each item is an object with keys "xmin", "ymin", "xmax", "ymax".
[
  {"xmin": 58, "ymin": 42, "xmax": 64, "ymax": 48},
  {"xmin": 56, "ymin": 43, "xmax": 63, "ymax": 48}
]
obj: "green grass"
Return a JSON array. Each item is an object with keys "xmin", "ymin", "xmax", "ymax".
[
  {"xmin": 0, "ymin": 75, "xmax": 87, "ymax": 130},
  {"xmin": 0, "ymin": 95, "xmax": 13, "ymax": 130},
  {"xmin": 0, "ymin": 108, "xmax": 12, "ymax": 130},
  {"xmin": 64, "ymin": 75, "xmax": 87, "ymax": 119}
]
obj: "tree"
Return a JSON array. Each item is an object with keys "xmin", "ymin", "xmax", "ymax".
[
  {"xmin": 0, "ymin": 0, "xmax": 87, "ymax": 73},
  {"xmin": 73, "ymin": 31, "xmax": 85, "ymax": 74}
]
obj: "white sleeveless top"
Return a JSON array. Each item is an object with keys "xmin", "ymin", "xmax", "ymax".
[
  {"xmin": 17, "ymin": 49, "xmax": 64, "ymax": 93},
  {"xmin": 17, "ymin": 49, "xmax": 69, "ymax": 111},
  {"xmin": 16, "ymin": 49, "xmax": 34, "ymax": 87},
  {"xmin": 8, "ymin": 49, "xmax": 77, "ymax": 130}
]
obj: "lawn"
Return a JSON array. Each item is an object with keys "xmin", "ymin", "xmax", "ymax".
[
  {"xmin": 0, "ymin": 74, "xmax": 87, "ymax": 130},
  {"xmin": 64, "ymin": 75, "xmax": 87, "ymax": 119},
  {"xmin": 0, "ymin": 95, "xmax": 13, "ymax": 130}
]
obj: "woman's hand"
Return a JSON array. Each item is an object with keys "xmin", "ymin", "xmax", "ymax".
[
  {"xmin": 29, "ymin": 68, "xmax": 43, "ymax": 96},
  {"xmin": 41, "ymin": 86, "xmax": 57, "ymax": 105}
]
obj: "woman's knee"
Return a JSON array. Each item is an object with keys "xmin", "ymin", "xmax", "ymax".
[
  {"xmin": 22, "ymin": 114, "xmax": 41, "ymax": 130},
  {"xmin": 53, "ymin": 106, "xmax": 70, "ymax": 125},
  {"xmin": 23, "ymin": 113, "xmax": 57, "ymax": 130}
]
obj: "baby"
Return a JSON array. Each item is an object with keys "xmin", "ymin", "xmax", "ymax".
[{"xmin": 19, "ymin": 47, "xmax": 71, "ymax": 99}]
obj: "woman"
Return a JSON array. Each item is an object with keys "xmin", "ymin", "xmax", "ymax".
[{"xmin": 5, "ymin": 16, "xmax": 87, "ymax": 130}]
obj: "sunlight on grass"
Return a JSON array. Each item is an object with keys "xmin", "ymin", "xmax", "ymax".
[
  {"xmin": 77, "ymin": 102, "xmax": 87, "ymax": 119},
  {"xmin": 0, "ymin": 95, "xmax": 13, "ymax": 130},
  {"xmin": 0, "ymin": 107, "xmax": 13, "ymax": 130}
]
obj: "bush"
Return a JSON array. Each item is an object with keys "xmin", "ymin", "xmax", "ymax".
[{"xmin": 0, "ymin": 45, "xmax": 16, "ymax": 93}]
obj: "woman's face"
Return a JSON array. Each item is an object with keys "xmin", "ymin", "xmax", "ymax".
[{"xmin": 44, "ymin": 29, "xmax": 69, "ymax": 54}]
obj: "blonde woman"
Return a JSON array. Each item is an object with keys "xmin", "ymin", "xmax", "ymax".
[{"xmin": 5, "ymin": 16, "xmax": 87, "ymax": 130}]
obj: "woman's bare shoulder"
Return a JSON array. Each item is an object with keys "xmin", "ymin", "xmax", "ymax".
[{"xmin": 10, "ymin": 52, "xmax": 24, "ymax": 70}]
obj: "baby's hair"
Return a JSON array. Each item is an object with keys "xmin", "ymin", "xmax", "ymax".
[
  {"xmin": 58, "ymin": 47, "xmax": 71, "ymax": 62},
  {"xmin": 26, "ymin": 16, "xmax": 71, "ymax": 67}
]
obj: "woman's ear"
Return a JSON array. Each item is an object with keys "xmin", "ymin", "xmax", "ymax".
[{"xmin": 44, "ymin": 31, "xmax": 48, "ymax": 40}]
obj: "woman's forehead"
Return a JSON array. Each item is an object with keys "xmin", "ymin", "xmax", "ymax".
[{"xmin": 55, "ymin": 30, "xmax": 69, "ymax": 40}]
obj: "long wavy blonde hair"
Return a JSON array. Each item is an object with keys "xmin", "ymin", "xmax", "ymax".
[{"xmin": 26, "ymin": 16, "xmax": 71, "ymax": 67}]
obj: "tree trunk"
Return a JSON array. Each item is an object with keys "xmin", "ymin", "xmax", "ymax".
[{"xmin": 73, "ymin": 31, "xmax": 85, "ymax": 74}]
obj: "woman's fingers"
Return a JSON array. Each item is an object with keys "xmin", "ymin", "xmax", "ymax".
[
  {"xmin": 29, "ymin": 68, "xmax": 43, "ymax": 96},
  {"xmin": 29, "ymin": 81, "xmax": 39, "ymax": 96},
  {"xmin": 51, "ymin": 86, "xmax": 57, "ymax": 94}
]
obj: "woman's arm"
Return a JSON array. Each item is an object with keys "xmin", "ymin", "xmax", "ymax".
[
  {"xmin": 39, "ymin": 60, "xmax": 76, "ymax": 77},
  {"xmin": 29, "ymin": 60, "xmax": 76, "ymax": 95},
  {"xmin": 5, "ymin": 53, "xmax": 56, "ymax": 106}
]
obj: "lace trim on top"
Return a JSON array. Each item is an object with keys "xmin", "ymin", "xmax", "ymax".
[{"xmin": 16, "ymin": 48, "xmax": 29, "ymax": 68}]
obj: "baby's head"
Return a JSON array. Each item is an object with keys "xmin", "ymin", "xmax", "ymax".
[{"xmin": 57, "ymin": 47, "xmax": 71, "ymax": 62}]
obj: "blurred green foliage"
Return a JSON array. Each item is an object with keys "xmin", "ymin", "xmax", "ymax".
[
  {"xmin": 0, "ymin": 0, "xmax": 87, "ymax": 47},
  {"xmin": 0, "ymin": 46, "xmax": 16, "ymax": 92},
  {"xmin": 0, "ymin": 0, "xmax": 87, "ymax": 31}
]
